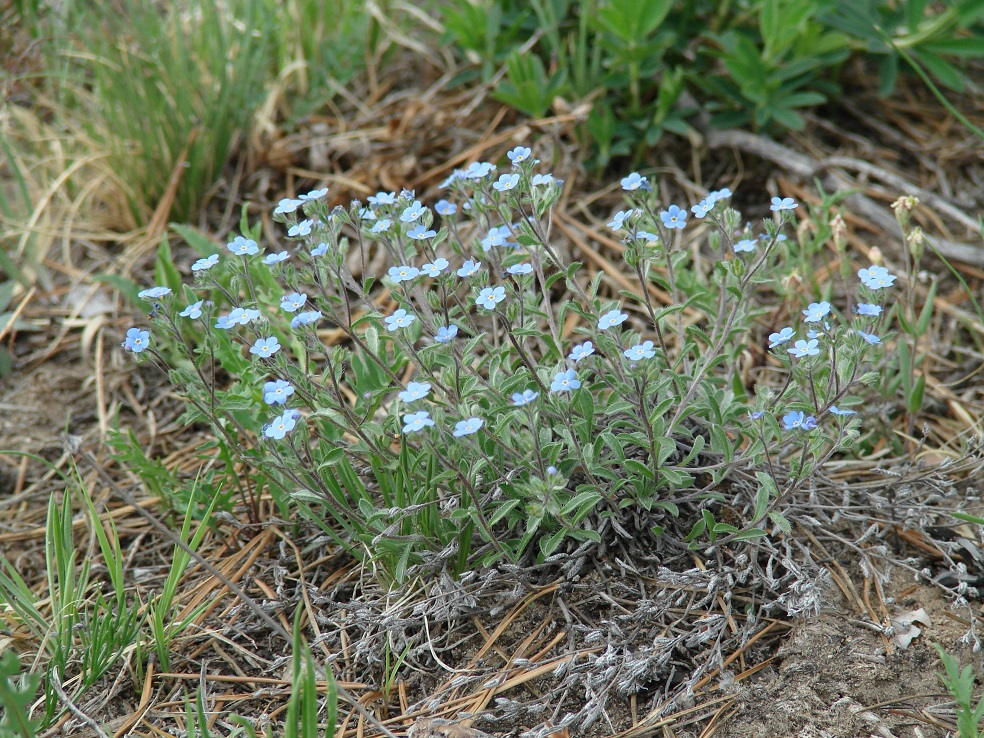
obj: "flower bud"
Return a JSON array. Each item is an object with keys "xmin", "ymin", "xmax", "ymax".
[
  {"xmin": 908, "ymin": 227, "xmax": 926, "ymax": 264},
  {"xmin": 891, "ymin": 195, "xmax": 918, "ymax": 230}
]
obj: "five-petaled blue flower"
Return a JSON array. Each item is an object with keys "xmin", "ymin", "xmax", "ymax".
[
  {"xmin": 180, "ymin": 300, "xmax": 204, "ymax": 319},
  {"xmin": 457, "ymin": 260, "xmax": 481, "ymax": 278},
  {"xmin": 624, "ymin": 341, "xmax": 656, "ymax": 361},
  {"xmin": 250, "ymin": 336, "xmax": 281, "ymax": 358},
  {"xmin": 858, "ymin": 266, "xmax": 897, "ymax": 289},
  {"xmin": 507, "ymin": 146, "xmax": 532, "ymax": 163},
  {"xmin": 621, "ymin": 172, "xmax": 648, "ymax": 191},
  {"xmin": 192, "ymin": 254, "xmax": 219, "ymax": 272},
  {"xmin": 370, "ymin": 219, "xmax": 392, "ymax": 234},
  {"xmin": 369, "ymin": 191, "xmax": 396, "ymax": 206},
  {"xmin": 493, "ymin": 173, "xmax": 520, "ymax": 192},
  {"xmin": 402, "ymin": 410, "xmax": 434, "ymax": 434},
  {"xmin": 465, "ymin": 162, "xmax": 496, "ymax": 179},
  {"xmin": 608, "ymin": 209, "xmax": 633, "ymax": 230},
  {"xmin": 769, "ymin": 327, "xmax": 794, "ymax": 348},
  {"xmin": 707, "ymin": 188, "xmax": 732, "ymax": 203},
  {"xmin": 512, "ymin": 389, "xmax": 539, "ymax": 406},
  {"xmin": 507, "ymin": 263, "xmax": 533, "ymax": 275},
  {"xmin": 290, "ymin": 310, "xmax": 322, "ymax": 329},
  {"xmin": 802, "ymin": 301, "xmax": 831, "ymax": 322},
  {"xmin": 569, "ymin": 342, "xmax": 594, "ymax": 362},
  {"xmin": 263, "ymin": 379, "xmax": 294, "ymax": 405},
  {"xmin": 263, "ymin": 409, "xmax": 298, "ymax": 440},
  {"xmin": 854, "ymin": 303, "xmax": 882, "ymax": 316},
  {"xmin": 857, "ymin": 330, "xmax": 882, "ymax": 345},
  {"xmin": 138, "ymin": 286, "xmax": 172, "ymax": 299},
  {"xmin": 274, "ymin": 198, "xmax": 303, "ymax": 215},
  {"xmin": 299, "ymin": 187, "xmax": 328, "ymax": 201},
  {"xmin": 551, "ymin": 369, "xmax": 581, "ymax": 393},
  {"xmin": 435, "ymin": 325, "xmax": 458, "ymax": 343},
  {"xmin": 660, "ymin": 205, "xmax": 688, "ymax": 230},
  {"xmin": 783, "ymin": 410, "xmax": 814, "ymax": 430},
  {"xmin": 830, "ymin": 406, "xmax": 857, "ymax": 416},
  {"xmin": 311, "ymin": 242, "xmax": 330, "ymax": 257},
  {"xmin": 531, "ymin": 173, "xmax": 556, "ymax": 186},
  {"xmin": 280, "ymin": 292, "xmax": 308, "ymax": 312},
  {"xmin": 400, "ymin": 201, "xmax": 427, "ymax": 222},
  {"xmin": 123, "ymin": 328, "xmax": 150, "ymax": 353},
  {"xmin": 636, "ymin": 231, "xmax": 659, "ymax": 244},
  {"xmin": 228, "ymin": 236, "xmax": 259, "ymax": 255},
  {"xmin": 384, "ymin": 309, "xmax": 416, "ymax": 331},
  {"xmin": 407, "ymin": 225, "xmax": 437, "ymax": 240},
  {"xmin": 287, "ymin": 219, "xmax": 313, "ymax": 237},
  {"xmin": 435, "ymin": 200, "xmax": 457, "ymax": 216},
  {"xmin": 770, "ymin": 197, "xmax": 797, "ymax": 211},
  {"xmin": 598, "ymin": 310, "xmax": 628, "ymax": 330},
  {"xmin": 691, "ymin": 200, "xmax": 711, "ymax": 218},
  {"xmin": 399, "ymin": 381, "xmax": 431, "ymax": 403},
  {"xmin": 453, "ymin": 417, "xmax": 484, "ymax": 437},
  {"xmin": 262, "ymin": 251, "xmax": 290, "ymax": 265},
  {"xmin": 215, "ymin": 307, "xmax": 260, "ymax": 330},
  {"xmin": 476, "ymin": 286, "xmax": 506, "ymax": 310},
  {"xmin": 788, "ymin": 339, "xmax": 820, "ymax": 358},
  {"xmin": 421, "ymin": 258, "xmax": 449, "ymax": 277},
  {"xmin": 734, "ymin": 238, "xmax": 757, "ymax": 253},
  {"xmin": 389, "ymin": 265, "xmax": 420, "ymax": 283}
]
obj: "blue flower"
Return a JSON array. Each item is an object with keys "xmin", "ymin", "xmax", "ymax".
[
  {"xmin": 569, "ymin": 341, "xmax": 595, "ymax": 362},
  {"xmin": 512, "ymin": 389, "xmax": 539, "ymax": 406},
  {"xmin": 507, "ymin": 262, "xmax": 533, "ymax": 275},
  {"xmin": 370, "ymin": 219, "xmax": 392, "ymax": 234},
  {"xmin": 123, "ymin": 328, "xmax": 150, "ymax": 353},
  {"xmin": 476, "ymin": 286, "xmax": 506, "ymax": 310},
  {"xmin": 274, "ymin": 198, "xmax": 303, "ymax": 214},
  {"xmin": 435, "ymin": 200, "xmax": 457, "ymax": 216},
  {"xmin": 384, "ymin": 309, "xmax": 416, "ymax": 331},
  {"xmin": 507, "ymin": 146, "xmax": 532, "ymax": 163},
  {"xmin": 481, "ymin": 225, "xmax": 514, "ymax": 251},
  {"xmin": 457, "ymin": 260, "xmax": 481, "ymax": 278},
  {"xmin": 621, "ymin": 172, "xmax": 649, "ymax": 191},
  {"xmin": 399, "ymin": 381, "xmax": 431, "ymax": 403},
  {"xmin": 635, "ymin": 231, "xmax": 659, "ymax": 244},
  {"xmin": 749, "ymin": 410, "xmax": 765, "ymax": 420},
  {"xmin": 360, "ymin": 208, "xmax": 377, "ymax": 222},
  {"xmin": 192, "ymin": 254, "xmax": 219, "ymax": 272},
  {"xmin": 493, "ymin": 173, "xmax": 520, "ymax": 192},
  {"xmin": 299, "ymin": 187, "xmax": 328, "ymax": 201},
  {"xmin": 783, "ymin": 410, "xmax": 807, "ymax": 430},
  {"xmin": 400, "ymin": 201, "xmax": 427, "ymax": 223},
  {"xmin": 262, "ymin": 251, "xmax": 290, "ymax": 265},
  {"xmin": 407, "ymin": 225, "xmax": 437, "ymax": 240},
  {"xmin": 389, "ymin": 265, "xmax": 420, "ymax": 283},
  {"xmin": 608, "ymin": 209, "xmax": 634, "ymax": 230},
  {"xmin": 598, "ymin": 309, "xmax": 628, "ymax": 330},
  {"xmin": 624, "ymin": 341, "xmax": 656, "ymax": 360},
  {"xmin": 250, "ymin": 336, "xmax": 281, "ymax": 358},
  {"xmin": 830, "ymin": 406, "xmax": 857, "ymax": 416},
  {"xmin": 228, "ymin": 236, "xmax": 259, "ymax": 255},
  {"xmin": 280, "ymin": 292, "xmax": 308, "ymax": 312},
  {"xmin": 734, "ymin": 238, "xmax": 757, "ymax": 253},
  {"xmin": 770, "ymin": 197, "xmax": 798, "ymax": 211},
  {"xmin": 263, "ymin": 379, "xmax": 294, "ymax": 405},
  {"xmin": 531, "ymin": 173, "xmax": 557, "ymax": 186},
  {"xmin": 802, "ymin": 301, "xmax": 831, "ymax": 322},
  {"xmin": 769, "ymin": 327, "xmax": 794, "ymax": 348},
  {"xmin": 660, "ymin": 205, "xmax": 688, "ymax": 230},
  {"xmin": 453, "ymin": 417, "xmax": 484, "ymax": 437},
  {"xmin": 180, "ymin": 300, "xmax": 204, "ymax": 319},
  {"xmin": 546, "ymin": 465, "xmax": 558, "ymax": 475},
  {"xmin": 464, "ymin": 161, "xmax": 496, "ymax": 179},
  {"xmin": 216, "ymin": 307, "xmax": 260, "ymax": 329},
  {"xmin": 707, "ymin": 188, "xmax": 732, "ymax": 204},
  {"xmin": 857, "ymin": 330, "xmax": 882, "ymax": 345},
  {"xmin": 691, "ymin": 200, "xmax": 711, "ymax": 218},
  {"xmin": 788, "ymin": 339, "xmax": 820, "ymax": 358},
  {"xmin": 402, "ymin": 410, "xmax": 434, "ymax": 434},
  {"xmin": 421, "ymin": 258, "xmax": 449, "ymax": 277},
  {"xmin": 858, "ymin": 265, "xmax": 897, "ymax": 289},
  {"xmin": 311, "ymin": 242, "xmax": 330, "ymax": 257},
  {"xmin": 290, "ymin": 310, "xmax": 322, "ymax": 329},
  {"xmin": 369, "ymin": 191, "xmax": 396, "ymax": 206},
  {"xmin": 854, "ymin": 303, "xmax": 882, "ymax": 316},
  {"xmin": 435, "ymin": 325, "xmax": 458, "ymax": 343},
  {"xmin": 288, "ymin": 219, "xmax": 313, "ymax": 237},
  {"xmin": 138, "ymin": 286, "xmax": 172, "ymax": 299},
  {"xmin": 263, "ymin": 409, "xmax": 298, "ymax": 439},
  {"xmin": 551, "ymin": 369, "xmax": 581, "ymax": 393}
]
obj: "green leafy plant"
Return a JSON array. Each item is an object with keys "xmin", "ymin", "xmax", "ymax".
[{"xmin": 935, "ymin": 643, "xmax": 984, "ymax": 738}]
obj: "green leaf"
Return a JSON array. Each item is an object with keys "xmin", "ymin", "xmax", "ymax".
[
  {"xmin": 907, "ymin": 373, "xmax": 926, "ymax": 415},
  {"xmin": 170, "ymin": 222, "xmax": 220, "ymax": 258},
  {"xmin": 769, "ymin": 511, "xmax": 792, "ymax": 534},
  {"xmin": 916, "ymin": 280, "xmax": 937, "ymax": 336}
]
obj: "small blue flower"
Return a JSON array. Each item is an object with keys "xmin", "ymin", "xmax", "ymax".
[
  {"xmin": 369, "ymin": 191, "xmax": 396, "ymax": 206},
  {"xmin": 707, "ymin": 188, "xmax": 732, "ymax": 204},
  {"xmin": 569, "ymin": 341, "xmax": 595, "ymax": 362},
  {"xmin": 290, "ymin": 310, "xmax": 322, "ymax": 329},
  {"xmin": 435, "ymin": 325, "xmax": 458, "ymax": 343},
  {"xmin": 464, "ymin": 161, "xmax": 496, "ymax": 179},
  {"xmin": 830, "ymin": 406, "xmax": 857, "ymax": 416},
  {"xmin": 180, "ymin": 300, "xmax": 204, "ymax": 319},
  {"xmin": 453, "ymin": 417, "xmax": 484, "ymax": 437},
  {"xmin": 531, "ymin": 173, "xmax": 556, "ymax": 186},
  {"xmin": 769, "ymin": 327, "xmax": 795, "ymax": 348},
  {"xmin": 788, "ymin": 339, "xmax": 820, "ymax": 358},
  {"xmin": 421, "ymin": 258, "xmax": 449, "ymax": 277},
  {"xmin": 621, "ymin": 172, "xmax": 649, "ymax": 191},
  {"xmin": 138, "ymin": 286, "xmax": 172, "ymax": 299},
  {"xmin": 783, "ymin": 410, "xmax": 807, "ymax": 430},
  {"xmin": 770, "ymin": 196, "xmax": 798, "ymax": 212},
  {"xmin": 288, "ymin": 219, "xmax": 313, "ymax": 237},
  {"xmin": 192, "ymin": 254, "xmax": 219, "ymax": 272},
  {"xmin": 262, "ymin": 251, "xmax": 290, "ymax": 265},
  {"xmin": 389, "ymin": 265, "xmax": 420, "ymax": 283},
  {"xmin": 476, "ymin": 286, "xmax": 506, "ymax": 310},
  {"xmin": 857, "ymin": 330, "xmax": 882, "ymax": 345},
  {"xmin": 551, "ymin": 369, "xmax": 581, "ymax": 393},
  {"xmin": 608, "ymin": 209, "xmax": 634, "ymax": 230},
  {"xmin": 400, "ymin": 201, "xmax": 427, "ymax": 223},
  {"xmin": 263, "ymin": 409, "xmax": 298, "ymax": 440},
  {"xmin": 435, "ymin": 200, "xmax": 457, "ymax": 216},
  {"xmin": 507, "ymin": 146, "xmax": 532, "ymax": 163},
  {"xmin": 691, "ymin": 200, "xmax": 711, "ymax": 218},
  {"xmin": 512, "ymin": 389, "xmax": 539, "ymax": 406},
  {"xmin": 274, "ymin": 198, "xmax": 303, "ymax": 214},
  {"xmin": 399, "ymin": 381, "xmax": 431, "ymax": 403},
  {"xmin": 858, "ymin": 265, "xmax": 897, "ymax": 289},
  {"xmin": 493, "ymin": 173, "xmax": 520, "ymax": 192},
  {"xmin": 370, "ymin": 219, "xmax": 392, "ymax": 234},
  {"xmin": 481, "ymin": 224, "xmax": 514, "ymax": 251},
  {"xmin": 311, "ymin": 242, "xmax": 330, "ymax": 257},
  {"xmin": 507, "ymin": 262, "xmax": 533, "ymax": 275},
  {"xmin": 407, "ymin": 225, "xmax": 437, "ymax": 240},
  {"xmin": 123, "ymin": 328, "xmax": 150, "ymax": 353},
  {"xmin": 228, "ymin": 236, "xmax": 259, "ymax": 255},
  {"xmin": 280, "ymin": 292, "xmax": 308, "ymax": 312},
  {"xmin": 660, "ymin": 205, "xmax": 688, "ymax": 230},
  {"xmin": 734, "ymin": 238, "xmax": 758, "ymax": 253},
  {"xmin": 384, "ymin": 309, "xmax": 416, "ymax": 331},
  {"xmin": 299, "ymin": 187, "xmax": 328, "ymax": 201},
  {"xmin": 624, "ymin": 341, "xmax": 656, "ymax": 360},
  {"xmin": 635, "ymin": 231, "xmax": 660, "ymax": 244},
  {"xmin": 854, "ymin": 303, "xmax": 882, "ymax": 316},
  {"xmin": 749, "ymin": 410, "xmax": 765, "ymax": 420},
  {"xmin": 598, "ymin": 309, "xmax": 628, "ymax": 330},
  {"xmin": 402, "ymin": 410, "xmax": 434, "ymax": 434},
  {"xmin": 217, "ymin": 307, "xmax": 260, "ymax": 329},
  {"xmin": 360, "ymin": 208, "xmax": 377, "ymax": 222},
  {"xmin": 263, "ymin": 379, "xmax": 294, "ymax": 405},
  {"xmin": 802, "ymin": 301, "xmax": 831, "ymax": 322},
  {"xmin": 250, "ymin": 336, "xmax": 281, "ymax": 358},
  {"xmin": 457, "ymin": 260, "xmax": 481, "ymax": 278},
  {"xmin": 547, "ymin": 465, "xmax": 558, "ymax": 475}
]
